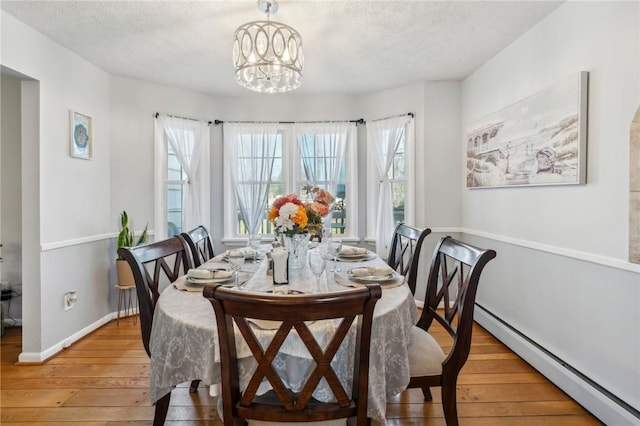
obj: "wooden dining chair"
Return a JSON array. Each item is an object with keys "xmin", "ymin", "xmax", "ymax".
[
  {"xmin": 203, "ymin": 284, "xmax": 382, "ymax": 426},
  {"xmin": 117, "ymin": 235, "xmax": 197, "ymax": 426},
  {"xmin": 407, "ymin": 236, "xmax": 496, "ymax": 426},
  {"xmin": 181, "ymin": 225, "xmax": 215, "ymax": 267},
  {"xmin": 386, "ymin": 223, "xmax": 431, "ymax": 294}
]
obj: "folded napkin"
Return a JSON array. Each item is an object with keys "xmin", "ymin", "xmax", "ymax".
[
  {"xmin": 226, "ymin": 249, "xmax": 244, "ymax": 257},
  {"xmin": 339, "ymin": 247, "xmax": 368, "ymax": 256},
  {"xmin": 174, "ymin": 280, "xmax": 204, "ymax": 292},
  {"xmin": 349, "ymin": 266, "xmax": 394, "ymax": 277},
  {"xmin": 187, "ymin": 269, "xmax": 233, "ymax": 280}
]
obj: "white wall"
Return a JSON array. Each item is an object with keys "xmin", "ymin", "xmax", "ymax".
[
  {"xmin": 1, "ymin": 11, "xmax": 113, "ymax": 357},
  {"xmin": 1, "ymin": 73, "xmax": 23, "ymax": 323},
  {"xmin": 461, "ymin": 2, "xmax": 640, "ymax": 423}
]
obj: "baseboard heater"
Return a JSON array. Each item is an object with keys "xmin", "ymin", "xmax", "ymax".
[{"xmin": 474, "ymin": 302, "xmax": 639, "ymax": 424}]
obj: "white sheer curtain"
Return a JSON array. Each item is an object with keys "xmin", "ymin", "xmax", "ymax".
[
  {"xmin": 294, "ymin": 122, "xmax": 352, "ymax": 196},
  {"xmin": 223, "ymin": 122, "xmax": 280, "ymax": 235},
  {"xmin": 156, "ymin": 114, "xmax": 209, "ymax": 233},
  {"xmin": 368, "ymin": 116, "xmax": 413, "ymax": 258}
]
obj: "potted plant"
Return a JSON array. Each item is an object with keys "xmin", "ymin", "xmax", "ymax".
[{"xmin": 116, "ymin": 210, "xmax": 148, "ymax": 286}]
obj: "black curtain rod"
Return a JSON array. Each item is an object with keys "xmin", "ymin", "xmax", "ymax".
[
  {"xmin": 370, "ymin": 112, "xmax": 414, "ymax": 123},
  {"xmin": 155, "ymin": 112, "xmax": 212, "ymax": 125},
  {"xmin": 213, "ymin": 119, "xmax": 365, "ymax": 126}
]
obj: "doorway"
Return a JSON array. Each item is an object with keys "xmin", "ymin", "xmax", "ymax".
[
  {"xmin": 0, "ymin": 66, "xmax": 39, "ymax": 360},
  {"xmin": 0, "ymin": 72, "xmax": 23, "ymax": 335}
]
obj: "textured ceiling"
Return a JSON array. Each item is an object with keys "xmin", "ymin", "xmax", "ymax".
[{"xmin": 1, "ymin": 1, "xmax": 563, "ymax": 97}]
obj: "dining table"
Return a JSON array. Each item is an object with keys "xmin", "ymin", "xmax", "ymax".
[{"xmin": 148, "ymin": 243, "xmax": 418, "ymax": 425}]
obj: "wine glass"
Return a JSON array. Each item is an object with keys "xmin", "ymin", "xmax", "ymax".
[
  {"xmin": 248, "ymin": 234, "xmax": 261, "ymax": 263},
  {"xmin": 227, "ymin": 251, "xmax": 246, "ymax": 288},
  {"xmin": 328, "ymin": 237, "xmax": 343, "ymax": 272},
  {"xmin": 308, "ymin": 250, "xmax": 327, "ymax": 291}
]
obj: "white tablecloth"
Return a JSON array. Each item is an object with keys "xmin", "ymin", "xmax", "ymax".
[{"xmin": 149, "ymin": 247, "xmax": 417, "ymax": 424}]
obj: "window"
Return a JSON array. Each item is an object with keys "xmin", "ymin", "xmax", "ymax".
[
  {"xmin": 366, "ymin": 116, "xmax": 415, "ymax": 252},
  {"xmin": 223, "ymin": 123, "xmax": 358, "ymax": 240},
  {"xmin": 154, "ymin": 115, "xmax": 210, "ymax": 240}
]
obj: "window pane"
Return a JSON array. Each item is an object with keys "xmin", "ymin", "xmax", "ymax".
[
  {"xmin": 168, "ymin": 151, "xmax": 183, "ymax": 181},
  {"xmin": 167, "ymin": 183, "xmax": 183, "ymax": 236},
  {"xmin": 167, "ymin": 144, "xmax": 185, "ymax": 236},
  {"xmin": 391, "ymin": 182, "xmax": 406, "ymax": 224}
]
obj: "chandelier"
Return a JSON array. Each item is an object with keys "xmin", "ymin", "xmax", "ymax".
[{"xmin": 233, "ymin": 0, "xmax": 303, "ymax": 93}]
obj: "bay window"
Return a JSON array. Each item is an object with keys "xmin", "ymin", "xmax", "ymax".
[{"xmin": 223, "ymin": 122, "xmax": 358, "ymax": 241}]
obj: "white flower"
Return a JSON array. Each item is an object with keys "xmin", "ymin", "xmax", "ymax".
[{"xmin": 275, "ymin": 202, "xmax": 298, "ymax": 231}]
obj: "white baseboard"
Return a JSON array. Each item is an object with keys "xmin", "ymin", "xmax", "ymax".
[
  {"xmin": 17, "ymin": 309, "xmax": 138, "ymax": 363},
  {"xmin": 474, "ymin": 305, "xmax": 639, "ymax": 426}
]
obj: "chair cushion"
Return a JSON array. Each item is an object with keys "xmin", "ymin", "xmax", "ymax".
[
  {"xmin": 249, "ymin": 421, "xmax": 347, "ymax": 426},
  {"xmin": 408, "ymin": 326, "xmax": 446, "ymax": 377}
]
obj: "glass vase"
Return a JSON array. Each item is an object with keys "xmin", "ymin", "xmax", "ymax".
[{"xmin": 284, "ymin": 233, "xmax": 311, "ymax": 269}]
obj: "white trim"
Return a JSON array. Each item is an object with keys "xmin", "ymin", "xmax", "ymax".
[
  {"xmin": 17, "ymin": 308, "xmax": 139, "ymax": 363},
  {"xmin": 40, "ymin": 230, "xmax": 155, "ymax": 252},
  {"xmin": 459, "ymin": 227, "xmax": 640, "ymax": 274},
  {"xmin": 18, "ymin": 312, "xmax": 114, "ymax": 363},
  {"xmin": 475, "ymin": 307, "xmax": 639, "ymax": 425},
  {"xmin": 423, "ymin": 227, "xmax": 640, "ymax": 274}
]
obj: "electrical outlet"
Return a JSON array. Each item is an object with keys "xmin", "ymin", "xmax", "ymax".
[{"xmin": 64, "ymin": 291, "xmax": 77, "ymax": 311}]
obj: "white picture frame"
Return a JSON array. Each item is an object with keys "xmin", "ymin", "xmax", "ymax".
[
  {"xmin": 70, "ymin": 110, "xmax": 93, "ymax": 160},
  {"xmin": 466, "ymin": 71, "xmax": 589, "ymax": 188}
]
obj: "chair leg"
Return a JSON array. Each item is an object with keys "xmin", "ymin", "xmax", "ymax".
[
  {"xmin": 153, "ymin": 391, "xmax": 171, "ymax": 426},
  {"xmin": 189, "ymin": 379, "xmax": 200, "ymax": 393},
  {"xmin": 441, "ymin": 383, "xmax": 459, "ymax": 426},
  {"xmin": 421, "ymin": 386, "xmax": 433, "ymax": 401}
]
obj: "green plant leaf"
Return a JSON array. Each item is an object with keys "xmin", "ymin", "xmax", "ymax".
[
  {"xmin": 120, "ymin": 210, "xmax": 129, "ymax": 229},
  {"xmin": 137, "ymin": 225, "xmax": 148, "ymax": 246}
]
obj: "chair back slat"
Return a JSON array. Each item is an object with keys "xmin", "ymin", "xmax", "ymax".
[
  {"xmin": 386, "ymin": 223, "xmax": 431, "ymax": 294},
  {"xmin": 181, "ymin": 225, "xmax": 215, "ymax": 267},
  {"xmin": 117, "ymin": 236, "xmax": 193, "ymax": 356},
  {"xmin": 203, "ymin": 285, "xmax": 381, "ymax": 425}
]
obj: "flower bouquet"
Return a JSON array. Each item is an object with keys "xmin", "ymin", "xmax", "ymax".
[
  {"xmin": 303, "ymin": 185, "xmax": 335, "ymax": 239},
  {"xmin": 268, "ymin": 194, "xmax": 310, "ymax": 268},
  {"xmin": 268, "ymin": 194, "xmax": 309, "ymax": 236}
]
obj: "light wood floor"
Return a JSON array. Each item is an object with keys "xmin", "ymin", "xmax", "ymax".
[{"xmin": 1, "ymin": 317, "xmax": 602, "ymax": 425}]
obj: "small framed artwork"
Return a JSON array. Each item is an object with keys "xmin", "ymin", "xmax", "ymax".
[
  {"xmin": 70, "ymin": 110, "xmax": 92, "ymax": 160},
  {"xmin": 466, "ymin": 71, "xmax": 589, "ymax": 188}
]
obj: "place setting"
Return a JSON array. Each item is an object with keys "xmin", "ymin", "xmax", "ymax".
[
  {"xmin": 174, "ymin": 268, "xmax": 238, "ymax": 292},
  {"xmin": 325, "ymin": 240, "xmax": 376, "ymax": 264},
  {"xmin": 334, "ymin": 265, "xmax": 404, "ymax": 289},
  {"xmin": 336, "ymin": 246, "xmax": 376, "ymax": 262},
  {"xmin": 221, "ymin": 248, "xmax": 265, "ymax": 263}
]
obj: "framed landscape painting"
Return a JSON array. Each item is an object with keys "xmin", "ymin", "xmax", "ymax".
[
  {"xmin": 466, "ymin": 71, "xmax": 588, "ymax": 188},
  {"xmin": 70, "ymin": 110, "xmax": 93, "ymax": 160}
]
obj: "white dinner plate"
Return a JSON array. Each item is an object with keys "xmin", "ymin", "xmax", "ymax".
[
  {"xmin": 186, "ymin": 274, "xmax": 235, "ymax": 285},
  {"xmin": 334, "ymin": 272, "xmax": 405, "ymax": 289},
  {"xmin": 327, "ymin": 252, "xmax": 376, "ymax": 262},
  {"xmin": 223, "ymin": 252, "xmax": 264, "ymax": 261},
  {"xmin": 347, "ymin": 268, "xmax": 396, "ymax": 283},
  {"xmin": 339, "ymin": 251, "xmax": 370, "ymax": 259}
]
